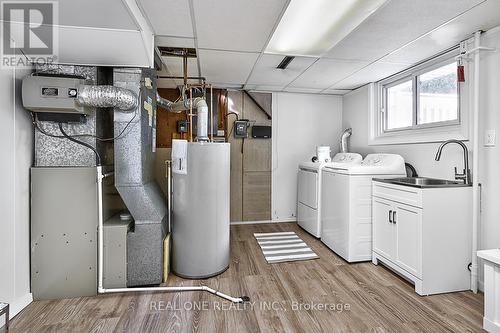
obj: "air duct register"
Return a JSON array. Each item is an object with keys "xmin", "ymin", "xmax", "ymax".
[{"xmin": 22, "ymin": 75, "xmax": 90, "ymax": 114}]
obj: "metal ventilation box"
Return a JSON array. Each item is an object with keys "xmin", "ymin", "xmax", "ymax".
[{"xmin": 22, "ymin": 75, "xmax": 90, "ymax": 114}]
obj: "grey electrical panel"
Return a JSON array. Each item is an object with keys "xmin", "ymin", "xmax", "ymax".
[
  {"xmin": 234, "ymin": 120, "xmax": 249, "ymax": 138},
  {"xmin": 22, "ymin": 75, "xmax": 90, "ymax": 114},
  {"xmin": 31, "ymin": 167, "xmax": 98, "ymax": 300}
]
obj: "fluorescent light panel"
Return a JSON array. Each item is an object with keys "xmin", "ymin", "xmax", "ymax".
[{"xmin": 266, "ymin": 0, "xmax": 387, "ymax": 57}]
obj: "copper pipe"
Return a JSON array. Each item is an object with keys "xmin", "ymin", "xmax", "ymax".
[
  {"xmin": 189, "ymin": 87, "xmax": 193, "ymax": 142},
  {"xmin": 183, "ymin": 49, "xmax": 188, "ymax": 86},
  {"xmin": 210, "ymin": 85, "xmax": 213, "ymax": 142}
]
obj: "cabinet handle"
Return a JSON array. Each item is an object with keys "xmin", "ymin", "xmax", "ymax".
[
  {"xmin": 389, "ymin": 210, "xmax": 393, "ymax": 223},
  {"xmin": 392, "ymin": 211, "xmax": 396, "ymax": 224}
]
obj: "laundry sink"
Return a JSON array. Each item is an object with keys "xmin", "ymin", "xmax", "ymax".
[{"xmin": 372, "ymin": 177, "xmax": 471, "ymax": 188}]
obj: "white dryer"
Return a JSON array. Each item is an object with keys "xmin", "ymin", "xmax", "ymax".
[
  {"xmin": 321, "ymin": 154, "xmax": 406, "ymax": 262},
  {"xmin": 297, "ymin": 153, "xmax": 362, "ymax": 238}
]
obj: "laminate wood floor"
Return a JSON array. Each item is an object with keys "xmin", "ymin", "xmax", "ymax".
[{"xmin": 8, "ymin": 223, "xmax": 484, "ymax": 333}]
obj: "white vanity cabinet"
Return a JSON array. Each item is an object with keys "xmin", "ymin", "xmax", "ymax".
[{"xmin": 372, "ymin": 180, "xmax": 472, "ymax": 295}]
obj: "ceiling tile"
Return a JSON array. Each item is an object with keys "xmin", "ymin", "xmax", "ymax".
[
  {"xmin": 56, "ymin": 0, "xmax": 138, "ymax": 30},
  {"xmin": 331, "ymin": 62, "xmax": 410, "ymax": 90},
  {"xmin": 137, "ymin": 0, "xmax": 193, "ymax": 37},
  {"xmin": 198, "ymin": 49, "xmax": 259, "ymax": 84},
  {"xmin": 246, "ymin": 54, "xmax": 317, "ymax": 86},
  {"xmin": 383, "ymin": 0, "xmax": 500, "ymax": 65},
  {"xmin": 245, "ymin": 84, "xmax": 284, "ymax": 92},
  {"xmin": 283, "ymin": 87, "xmax": 324, "ymax": 94},
  {"xmin": 289, "ymin": 58, "xmax": 369, "ymax": 89},
  {"xmin": 323, "ymin": 0, "xmax": 483, "ymax": 62},
  {"xmin": 192, "ymin": 0, "xmax": 288, "ymax": 52},
  {"xmin": 322, "ymin": 89, "xmax": 352, "ymax": 95}
]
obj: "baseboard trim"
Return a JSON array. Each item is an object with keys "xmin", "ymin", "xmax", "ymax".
[
  {"xmin": 231, "ymin": 219, "xmax": 297, "ymax": 225},
  {"xmin": 1, "ymin": 292, "xmax": 33, "ymax": 327}
]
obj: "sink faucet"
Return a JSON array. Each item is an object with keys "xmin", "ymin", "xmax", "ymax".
[{"xmin": 435, "ymin": 139, "xmax": 471, "ymax": 184}]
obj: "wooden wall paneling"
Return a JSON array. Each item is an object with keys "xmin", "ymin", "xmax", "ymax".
[
  {"xmin": 154, "ymin": 148, "xmax": 171, "ymax": 195},
  {"xmin": 156, "ymin": 88, "xmax": 185, "ymax": 148},
  {"xmin": 242, "ymin": 172, "xmax": 271, "ymax": 221},
  {"xmin": 228, "ymin": 91, "xmax": 243, "ymax": 222},
  {"xmin": 157, "ymin": 88, "xmax": 227, "ymax": 147},
  {"xmin": 242, "ymin": 92, "xmax": 272, "ymax": 221},
  {"xmin": 242, "ymin": 92, "xmax": 272, "ymax": 173}
]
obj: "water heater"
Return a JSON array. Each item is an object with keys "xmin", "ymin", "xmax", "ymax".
[{"xmin": 171, "ymin": 142, "xmax": 230, "ymax": 278}]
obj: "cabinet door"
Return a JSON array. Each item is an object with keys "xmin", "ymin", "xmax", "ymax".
[
  {"xmin": 394, "ymin": 204, "xmax": 422, "ymax": 278},
  {"xmin": 372, "ymin": 197, "xmax": 395, "ymax": 260}
]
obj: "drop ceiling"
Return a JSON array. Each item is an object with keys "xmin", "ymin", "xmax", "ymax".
[{"xmin": 141, "ymin": 0, "xmax": 500, "ymax": 95}]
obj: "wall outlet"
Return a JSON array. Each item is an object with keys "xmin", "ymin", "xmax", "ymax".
[{"xmin": 484, "ymin": 129, "xmax": 496, "ymax": 147}]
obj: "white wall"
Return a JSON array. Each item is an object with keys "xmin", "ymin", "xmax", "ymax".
[
  {"xmin": 477, "ymin": 27, "xmax": 500, "ymax": 266},
  {"xmin": 342, "ymin": 27, "xmax": 500, "ymax": 289},
  {"xmin": 272, "ymin": 93, "xmax": 343, "ymax": 221},
  {"xmin": 0, "ymin": 65, "xmax": 33, "ymax": 325}
]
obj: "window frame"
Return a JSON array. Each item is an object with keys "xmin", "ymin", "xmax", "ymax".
[{"xmin": 370, "ymin": 47, "xmax": 470, "ymax": 146}]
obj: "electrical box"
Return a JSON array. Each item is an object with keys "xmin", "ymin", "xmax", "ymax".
[
  {"xmin": 234, "ymin": 120, "xmax": 249, "ymax": 138},
  {"xmin": 252, "ymin": 125, "xmax": 271, "ymax": 138},
  {"xmin": 177, "ymin": 120, "xmax": 188, "ymax": 133},
  {"xmin": 22, "ymin": 75, "xmax": 90, "ymax": 114}
]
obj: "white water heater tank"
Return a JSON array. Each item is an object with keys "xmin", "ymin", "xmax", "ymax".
[{"xmin": 171, "ymin": 142, "xmax": 230, "ymax": 278}]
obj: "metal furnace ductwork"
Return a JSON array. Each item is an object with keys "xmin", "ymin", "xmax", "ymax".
[
  {"xmin": 113, "ymin": 68, "xmax": 167, "ymax": 286},
  {"xmin": 77, "ymin": 85, "xmax": 138, "ymax": 110}
]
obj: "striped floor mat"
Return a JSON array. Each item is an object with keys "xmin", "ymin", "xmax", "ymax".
[{"xmin": 254, "ymin": 231, "xmax": 319, "ymax": 264}]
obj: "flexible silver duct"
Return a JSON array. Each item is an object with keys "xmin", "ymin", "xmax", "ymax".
[
  {"xmin": 77, "ymin": 85, "xmax": 138, "ymax": 111},
  {"xmin": 157, "ymin": 93, "xmax": 209, "ymax": 142},
  {"xmin": 156, "ymin": 92, "xmax": 175, "ymax": 112},
  {"xmin": 340, "ymin": 128, "xmax": 352, "ymax": 153}
]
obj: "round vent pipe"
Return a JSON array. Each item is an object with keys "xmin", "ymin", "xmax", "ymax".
[
  {"xmin": 157, "ymin": 93, "xmax": 209, "ymax": 142},
  {"xmin": 340, "ymin": 128, "xmax": 352, "ymax": 153}
]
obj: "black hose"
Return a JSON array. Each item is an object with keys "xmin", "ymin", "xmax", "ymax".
[
  {"xmin": 58, "ymin": 123, "xmax": 102, "ymax": 166},
  {"xmin": 405, "ymin": 163, "xmax": 418, "ymax": 177}
]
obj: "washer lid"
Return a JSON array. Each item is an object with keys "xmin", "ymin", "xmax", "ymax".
[{"xmin": 299, "ymin": 161, "xmax": 322, "ymax": 171}]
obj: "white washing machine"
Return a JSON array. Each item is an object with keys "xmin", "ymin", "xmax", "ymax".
[
  {"xmin": 321, "ymin": 154, "xmax": 406, "ymax": 262},
  {"xmin": 297, "ymin": 153, "xmax": 362, "ymax": 238}
]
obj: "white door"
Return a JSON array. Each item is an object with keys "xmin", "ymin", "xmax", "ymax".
[
  {"xmin": 298, "ymin": 169, "xmax": 318, "ymax": 209},
  {"xmin": 394, "ymin": 204, "xmax": 422, "ymax": 278},
  {"xmin": 372, "ymin": 197, "xmax": 395, "ymax": 260}
]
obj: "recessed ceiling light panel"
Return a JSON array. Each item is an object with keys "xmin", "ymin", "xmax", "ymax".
[{"xmin": 266, "ymin": 0, "xmax": 387, "ymax": 57}]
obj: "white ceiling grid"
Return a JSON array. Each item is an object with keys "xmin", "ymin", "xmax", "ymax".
[{"xmin": 140, "ymin": 0, "xmax": 500, "ymax": 94}]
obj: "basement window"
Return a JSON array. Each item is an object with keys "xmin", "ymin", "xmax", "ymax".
[{"xmin": 370, "ymin": 48, "xmax": 470, "ymax": 145}]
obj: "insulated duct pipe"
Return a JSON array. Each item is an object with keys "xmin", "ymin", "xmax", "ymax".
[
  {"xmin": 156, "ymin": 92, "xmax": 175, "ymax": 112},
  {"xmin": 77, "ymin": 85, "xmax": 138, "ymax": 111},
  {"xmin": 340, "ymin": 128, "xmax": 352, "ymax": 153},
  {"xmin": 156, "ymin": 93, "xmax": 209, "ymax": 142}
]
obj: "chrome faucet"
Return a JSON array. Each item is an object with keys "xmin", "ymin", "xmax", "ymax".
[{"xmin": 435, "ymin": 139, "xmax": 471, "ymax": 184}]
